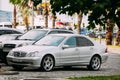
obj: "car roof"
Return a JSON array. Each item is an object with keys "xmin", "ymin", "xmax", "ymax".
[
  {"xmin": 31, "ymin": 28, "xmax": 74, "ymax": 32},
  {"xmin": 48, "ymin": 34, "xmax": 83, "ymax": 37},
  {"xmin": 48, "ymin": 34, "xmax": 94, "ymax": 41},
  {"xmin": 0, "ymin": 27, "xmax": 24, "ymax": 33}
]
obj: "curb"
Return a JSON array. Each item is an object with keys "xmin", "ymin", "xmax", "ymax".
[{"xmin": 0, "ymin": 71, "xmax": 19, "ymax": 75}]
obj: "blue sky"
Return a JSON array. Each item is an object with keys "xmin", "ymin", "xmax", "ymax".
[{"xmin": 0, "ymin": 0, "xmax": 13, "ymax": 11}]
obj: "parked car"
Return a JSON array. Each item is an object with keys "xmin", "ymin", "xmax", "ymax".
[
  {"xmin": 1, "ymin": 29, "xmax": 74, "ymax": 63},
  {"xmin": 80, "ymin": 27, "xmax": 88, "ymax": 35},
  {"xmin": 0, "ymin": 34, "xmax": 22, "ymax": 62},
  {"xmin": 95, "ymin": 31, "xmax": 106, "ymax": 38},
  {"xmin": 0, "ymin": 27, "xmax": 24, "ymax": 35},
  {"xmin": 7, "ymin": 34, "xmax": 108, "ymax": 71},
  {"xmin": 0, "ymin": 22, "xmax": 12, "ymax": 28}
]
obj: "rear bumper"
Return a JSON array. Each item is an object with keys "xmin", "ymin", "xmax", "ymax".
[{"xmin": 101, "ymin": 53, "xmax": 108, "ymax": 63}]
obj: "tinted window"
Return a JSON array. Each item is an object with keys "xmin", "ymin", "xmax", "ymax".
[
  {"xmin": 0, "ymin": 30, "xmax": 5, "ymax": 35},
  {"xmin": 58, "ymin": 31, "xmax": 73, "ymax": 34},
  {"xmin": 77, "ymin": 37, "xmax": 94, "ymax": 47},
  {"xmin": 4, "ymin": 25, "xmax": 12, "ymax": 28},
  {"xmin": 12, "ymin": 30, "xmax": 21, "ymax": 34},
  {"xmin": 5, "ymin": 30, "xmax": 13, "ymax": 34},
  {"xmin": 64, "ymin": 37, "xmax": 76, "ymax": 47},
  {"xmin": 48, "ymin": 31, "xmax": 58, "ymax": 34}
]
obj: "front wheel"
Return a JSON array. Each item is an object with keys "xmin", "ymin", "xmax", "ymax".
[
  {"xmin": 41, "ymin": 55, "xmax": 54, "ymax": 71},
  {"xmin": 87, "ymin": 56, "xmax": 101, "ymax": 71}
]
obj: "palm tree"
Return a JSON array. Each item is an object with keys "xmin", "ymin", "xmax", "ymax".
[
  {"xmin": 19, "ymin": 0, "xmax": 31, "ymax": 31},
  {"xmin": 9, "ymin": 0, "xmax": 21, "ymax": 28}
]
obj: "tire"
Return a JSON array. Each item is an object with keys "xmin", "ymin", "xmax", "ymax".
[
  {"xmin": 12, "ymin": 65, "xmax": 24, "ymax": 70},
  {"xmin": 87, "ymin": 56, "xmax": 101, "ymax": 71},
  {"xmin": 41, "ymin": 55, "xmax": 54, "ymax": 71}
]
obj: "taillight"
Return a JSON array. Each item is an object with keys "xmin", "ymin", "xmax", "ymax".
[{"xmin": 105, "ymin": 48, "xmax": 108, "ymax": 53}]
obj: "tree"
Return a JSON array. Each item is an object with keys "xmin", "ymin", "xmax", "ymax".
[
  {"xmin": 87, "ymin": 0, "xmax": 120, "ymax": 45},
  {"xmin": 50, "ymin": 0, "xmax": 94, "ymax": 34},
  {"xmin": 9, "ymin": 0, "xmax": 21, "ymax": 28},
  {"xmin": 20, "ymin": 0, "xmax": 42, "ymax": 30},
  {"xmin": 10, "ymin": 0, "xmax": 42, "ymax": 29}
]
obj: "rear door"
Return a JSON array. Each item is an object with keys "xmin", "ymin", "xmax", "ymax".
[{"xmin": 76, "ymin": 36, "xmax": 94, "ymax": 63}]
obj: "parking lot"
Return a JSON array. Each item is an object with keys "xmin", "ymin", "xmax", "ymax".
[{"xmin": 0, "ymin": 47, "xmax": 120, "ymax": 80}]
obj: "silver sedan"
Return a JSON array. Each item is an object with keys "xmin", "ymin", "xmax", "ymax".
[{"xmin": 7, "ymin": 34, "xmax": 108, "ymax": 71}]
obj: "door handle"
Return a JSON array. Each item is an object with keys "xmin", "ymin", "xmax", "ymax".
[
  {"xmin": 75, "ymin": 48, "xmax": 79, "ymax": 51},
  {"xmin": 90, "ymin": 47, "xmax": 93, "ymax": 50}
]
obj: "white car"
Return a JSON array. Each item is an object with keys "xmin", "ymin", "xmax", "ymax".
[{"xmin": 7, "ymin": 34, "xmax": 108, "ymax": 71}]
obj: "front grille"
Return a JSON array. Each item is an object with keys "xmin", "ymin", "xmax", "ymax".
[
  {"xmin": 4, "ymin": 44, "xmax": 16, "ymax": 48},
  {"xmin": 13, "ymin": 51, "xmax": 27, "ymax": 57}
]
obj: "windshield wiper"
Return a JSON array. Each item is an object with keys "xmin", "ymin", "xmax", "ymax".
[
  {"xmin": 41, "ymin": 44, "xmax": 49, "ymax": 46},
  {"xmin": 19, "ymin": 39, "xmax": 33, "ymax": 41}
]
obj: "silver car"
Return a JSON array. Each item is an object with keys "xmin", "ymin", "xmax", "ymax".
[{"xmin": 7, "ymin": 34, "xmax": 108, "ymax": 71}]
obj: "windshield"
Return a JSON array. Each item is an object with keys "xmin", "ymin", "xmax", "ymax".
[
  {"xmin": 18, "ymin": 30, "xmax": 48, "ymax": 41},
  {"xmin": 34, "ymin": 35, "xmax": 65, "ymax": 46}
]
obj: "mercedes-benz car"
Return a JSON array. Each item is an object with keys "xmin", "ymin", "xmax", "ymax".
[{"xmin": 7, "ymin": 34, "xmax": 108, "ymax": 71}]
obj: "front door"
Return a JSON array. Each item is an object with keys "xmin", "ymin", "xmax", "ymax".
[{"xmin": 59, "ymin": 37, "xmax": 80, "ymax": 65}]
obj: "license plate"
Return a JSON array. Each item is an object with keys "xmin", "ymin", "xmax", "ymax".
[
  {"xmin": 3, "ymin": 48, "xmax": 11, "ymax": 52},
  {"xmin": 12, "ymin": 58, "xmax": 22, "ymax": 62}
]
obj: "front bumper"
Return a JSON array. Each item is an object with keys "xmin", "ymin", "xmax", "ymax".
[{"xmin": 7, "ymin": 57, "xmax": 42, "ymax": 68}]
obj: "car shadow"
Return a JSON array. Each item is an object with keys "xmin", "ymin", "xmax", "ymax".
[{"xmin": 10, "ymin": 66, "xmax": 106, "ymax": 72}]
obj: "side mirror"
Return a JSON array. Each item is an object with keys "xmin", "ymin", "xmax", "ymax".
[{"xmin": 62, "ymin": 45, "xmax": 70, "ymax": 49}]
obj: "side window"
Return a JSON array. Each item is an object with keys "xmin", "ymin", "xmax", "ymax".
[
  {"xmin": 12, "ymin": 30, "xmax": 21, "ymax": 34},
  {"xmin": 64, "ymin": 37, "xmax": 77, "ymax": 47},
  {"xmin": 58, "ymin": 31, "xmax": 73, "ymax": 34},
  {"xmin": 77, "ymin": 37, "xmax": 94, "ymax": 47},
  {"xmin": 0, "ymin": 30, "xmax": 5, "ymax": 35},
  {"xmin": 4, "ymin": 30, "xmax": 13, "ymax": 34},
  {"xmin": 48, "ymin": 31, "xmax": 58, "ymax": 34}
]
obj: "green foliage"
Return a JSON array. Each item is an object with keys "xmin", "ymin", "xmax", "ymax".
[
  {"xmin": 31, "ymin": 0, "xmax": 42, "ymax": 7},
  {"xmin": 88, "ymin": 0, "xmax": 120, "ymax": 29},
  {"xmin": 68, "ymin": 75, "xmax": 120, "ymax": 80},
  {"xmin": 50, "ymin": 0, "xmax": 120, "ymax": 29},
  {"xmin": 50, "ymin": 0, "xmax": 93, "ymax": 15},
  {"xmin": 9, "ymin": 0, "xmax": 21, "ymax": 4}
]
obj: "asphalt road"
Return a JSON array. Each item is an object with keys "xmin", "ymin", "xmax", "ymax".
[{"xmin": 0, "ymin": 48, "xmax": 120, "ymax": 80}]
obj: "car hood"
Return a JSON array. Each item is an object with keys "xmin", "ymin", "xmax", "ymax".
[
  {"xmin": 3, "ymin": 40, "xmax": 34, "ymax": 45},
  {"xmin": 12, "ymin": 45, "xmax": 58, "ymax": 53}
]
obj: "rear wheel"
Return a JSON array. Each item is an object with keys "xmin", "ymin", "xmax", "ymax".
[
  {"xmin": 41, "ymin": 55, "xmax": 54, "ymax": 71},
  {"xmin": 12, "ymin": 65, "xmax": 24, "ymax": 70},
  {"xmin": 87, "ymin": 56, "xmax": 101, "ymax": 71}
]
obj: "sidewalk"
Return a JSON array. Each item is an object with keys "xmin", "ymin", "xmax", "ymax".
[{"xmin": 107, "ymin": 45, "xmax": 120, "ymax": 54}]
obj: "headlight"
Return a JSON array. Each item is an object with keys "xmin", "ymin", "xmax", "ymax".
[
  {"xmin": 8, "ymin": 51, "xmax": 14, "ymax": 56},
  {"xmin": 17, "ymin": 43, "xmax": 28, "ymax": 47},
  {"xmin": 26, "ymin": 51, "xmax": 39, "ymax": 57}
]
